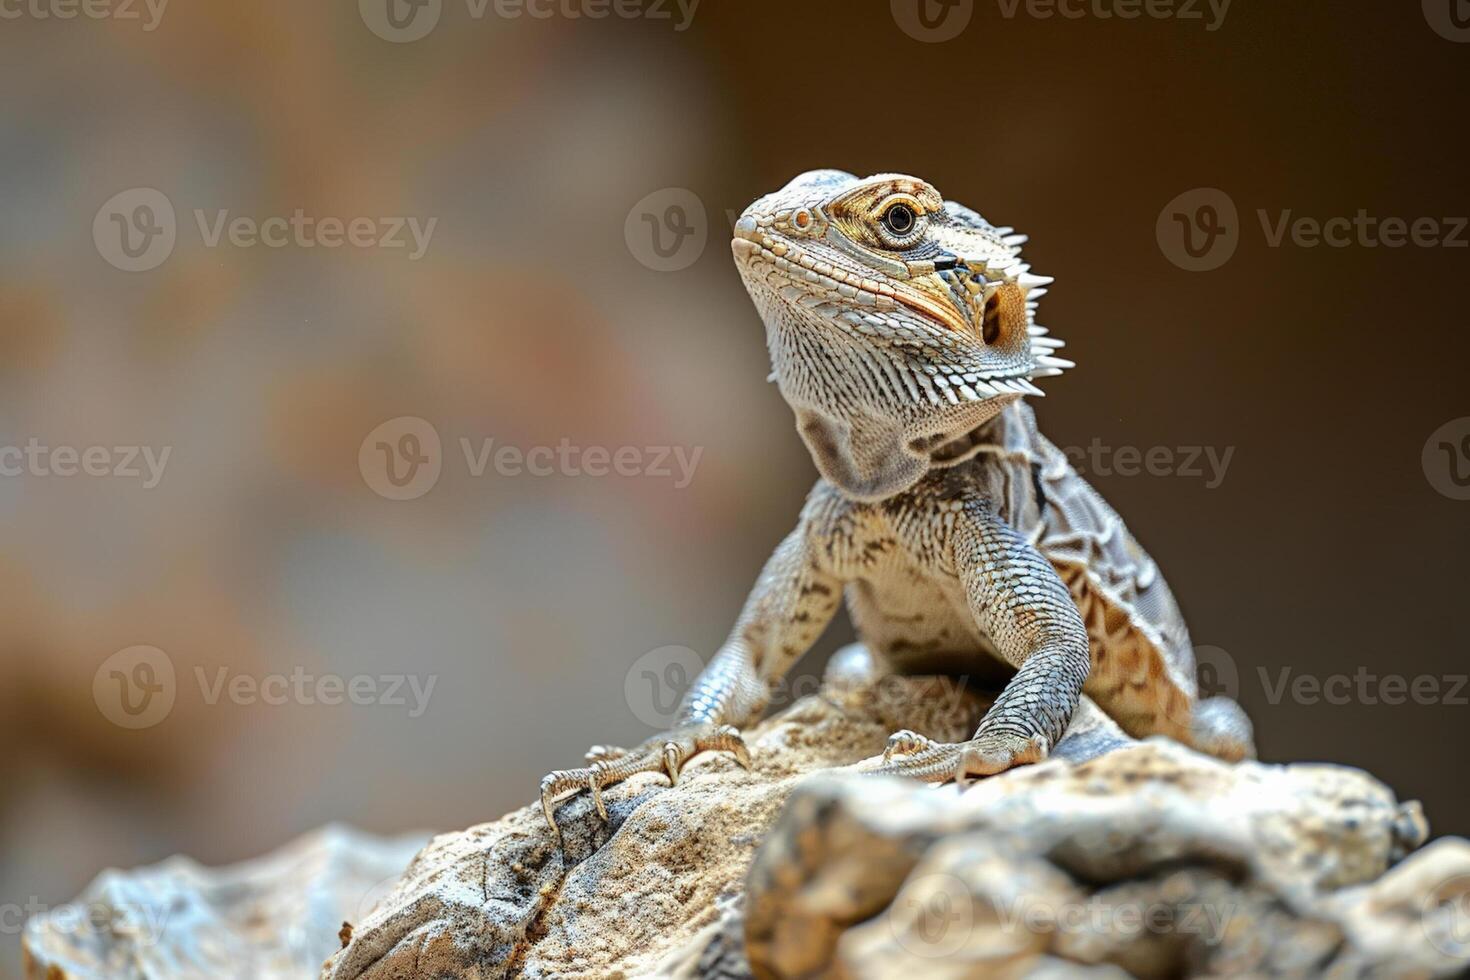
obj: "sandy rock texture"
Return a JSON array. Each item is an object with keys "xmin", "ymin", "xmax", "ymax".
[
  {"xmin": 22, "ymin": 825, "xmax": 429, "ymax": 980},
  {"xmin": 22, "ymin": 660, "xmax": 1465, "ymax": 979},
  {"xmin": 318, "ymin": 658, "xmax": 1463, "ymax": 980}
]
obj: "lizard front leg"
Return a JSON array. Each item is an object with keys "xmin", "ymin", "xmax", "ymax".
[
  {"xmin": 540, "ymin": 524, "xmax": 844, "ymax": 846},
  {"xmin": 877, "ymin": 502, "xmax": 1090, "ymax": 785}
]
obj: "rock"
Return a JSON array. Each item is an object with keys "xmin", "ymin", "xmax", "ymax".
[
  {"xmin": 743, "ymin": 744, "xmax": 1435, "ymax": 978},
  {"xmin": 321, "ymin": 664, "xmax": 992, "ymax": 980},
  {"xmin": 319, "ymin": 655, "xmax": 1458, "ymax": 980},
  {"xmin": 22, "ymin": 825, "xmax": 428, "ymax": 980},
  {"xmin": 26, "ymin": 658, "xmax": 1458, "ymax": 979}
]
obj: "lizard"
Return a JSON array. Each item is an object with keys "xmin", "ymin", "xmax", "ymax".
[{"xmin": 539, "ymin": 169, "xmax": 1254, "ymax": 842}]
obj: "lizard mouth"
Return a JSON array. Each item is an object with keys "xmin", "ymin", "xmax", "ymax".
[{"xmin": 732, "ymin": 228, "xmax": 1051, "ymax": 401}]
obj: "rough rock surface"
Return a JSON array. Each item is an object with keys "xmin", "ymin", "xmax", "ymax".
[
  {"xmin": 318, "ymin": 657, "xmax": 1464, "ymax": 980},
  {"xmin": 22, "ymin": 825, "xmax": 428, "ymax": 980},
  {"xmin": 23, "ymin": 661, "xmax": 1464, "ymax": 979}
]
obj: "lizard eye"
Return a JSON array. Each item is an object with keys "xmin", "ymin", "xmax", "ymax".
[{"xmin": 876, "ymin": 199, "xmax": 926, "ymax": 249}]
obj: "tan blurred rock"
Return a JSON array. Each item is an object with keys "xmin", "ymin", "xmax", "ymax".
[{"xmin": 22, "ymin": 825, "xmax": 427, "ymax": 980}]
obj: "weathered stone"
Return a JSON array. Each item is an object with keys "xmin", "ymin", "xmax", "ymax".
[
  {"xmin": 23, "ymin": 665, "xmax": 1462, "ymax": 980},
  {"xmin": 22, "ymin": 825, "xmax": 428, "ymax": 980}
]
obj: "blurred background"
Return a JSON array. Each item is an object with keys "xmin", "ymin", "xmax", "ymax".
[{"xmin": 0, "ymin": 0, "xmax": 1466, "ymax": 973}]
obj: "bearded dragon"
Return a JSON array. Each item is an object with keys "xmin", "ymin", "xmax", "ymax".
[{"xmin": 539, "ymin": 170, "xmax": 1254, "ymax": 841}]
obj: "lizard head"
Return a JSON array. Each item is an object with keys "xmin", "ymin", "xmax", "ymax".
[{"xmin": 731, "ymin": 170, "xmax": 1072, "ymax": 501}]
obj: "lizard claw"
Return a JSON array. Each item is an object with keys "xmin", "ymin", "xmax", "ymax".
[
  {"xmin": 584, "ymin": 744, "xmax": 628, "ymax": 764},
  {"xmin": 539, "ymin": 724, "xmax": 754, "ymax": 849},
  {"xmin": 883, "ymin": 729, "xmax": 935, "ymax": 763},
  {"xmin": 955, "ymin": 731, "xmax": 1050, "ymax": 787},
  {"xmin": 871, "ymin": 729, "xmax": 1049, "ymax": 786}
]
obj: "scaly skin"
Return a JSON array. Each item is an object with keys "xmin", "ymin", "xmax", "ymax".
[{"xmin": 539, "ymin": 171, "xmax": 1254, "ymax": 844}]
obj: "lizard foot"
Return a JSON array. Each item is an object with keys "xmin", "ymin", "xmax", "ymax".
[
  {"xmin": 540, "ymin": 723, "xmax": 752, "ymax": 849},
  {"xmin": 873, "ymin": 729, "xmax": 1049, "ymax": 786}
]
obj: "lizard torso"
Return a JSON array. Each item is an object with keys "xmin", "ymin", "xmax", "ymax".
[{"xmin": 801, "ymin": 399, "xmax": 1196, "ymax": 743}]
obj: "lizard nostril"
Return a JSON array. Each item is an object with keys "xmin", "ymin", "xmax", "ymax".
[{"xmin": 734, "ymin": 215, "xmax": 760, "ymax": 242}]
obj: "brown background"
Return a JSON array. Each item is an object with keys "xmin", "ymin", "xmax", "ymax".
[{"xmin": 0, "ymin": 0, "xmax": 1466, "ymax": 972}]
